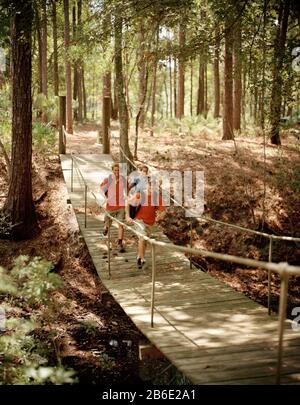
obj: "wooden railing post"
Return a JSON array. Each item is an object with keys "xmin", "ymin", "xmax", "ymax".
[
  {"xmin": 84, "ymin": 184, "xmax": 87, "ymax": 228},
  {"xmin": 276, "ymin": 271, "xmax": 289, "ymax": 385},
  {"xmin": 108, "ymin": 220, "xmax": 111, "ymax": 279},
  {"xmin": 268, "ymin": 236, "xmax": 273, "ymax": 315},
  {"xmin": 151, "ymin": 243, "xmax": 156, "ymax": 328}
]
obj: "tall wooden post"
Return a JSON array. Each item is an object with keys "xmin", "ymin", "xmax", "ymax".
[{"xmin": 59, "ymin": 95, "xmax": 66, "ymax": 154}]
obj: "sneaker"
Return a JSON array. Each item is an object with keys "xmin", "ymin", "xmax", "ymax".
[
  {"xmin": 117, "ymin": 240, "xmax": 126, "ymax": 253},
  {"xmin": 102, "ymin": 227, "xmax": 108, "ymax": 236},
  {"xmin": 137, "ymin": 257, "xmax": 146, "ymax": 270}
]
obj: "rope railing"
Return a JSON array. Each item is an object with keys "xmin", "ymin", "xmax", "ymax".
[
  {"xmin": 69, "ymin": 153, "xmax": 300, "ymax": 385},
  {"xmin": 116, "ymin": 142, "xmax": 300, "ymax": 314}
]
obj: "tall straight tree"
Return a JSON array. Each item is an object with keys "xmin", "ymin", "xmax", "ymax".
[
  {"xmin": 137, "ymin": 21, "xmax": 146, "ymax": 128},
  {"xmin": 77, "ymin": 0, "xmax": 83, "ymax": 122},
  {"xmin": 213, "ymin": 26, "xmax": 220, "ymax": 118},
  {"xmin": 270, "ymin": 0, "xmax": 290, "ymax": 145},
  {"xmin": 52, "ymin": 0, "xmax": 59, "ymax": 96},
  {"xmin": 63, "ymin": 0, "xmax": 73, "ymax": 133},
  {"xmin": 176, "ymin": 18, "xmax": 185, "ymax": 119},
  {"xmin": 222, "ymin": 18, "xmax": 234, "ymax": 140},
  {"xmin": 4, "ymin": 0, "xmax": 38, "ymax": 239},
  {"xmin": 41, "ymin": 0, "xmax": 48, "ymax": 122},
  {"xmin": 114, "ymin": 12, "xmax": 133, "ymax": 166},
  {"xmin": 233, "ymin": 22, "xmax": 242, "ymax": 132},
  {"xmin": 197, "ymin": 57, "xmax": 205, "ymax": 115}
]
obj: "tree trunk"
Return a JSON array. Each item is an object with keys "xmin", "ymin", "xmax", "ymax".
[
  {"xmin": 138, "ymin": 22, "xmax": 146, "ymax": 128},
  {"xmin": 150, "ymin": 55, "xmax": 157, "ymax": 137},
  {"xmin": 4, "ymin": 0, "xmax": 38, "ymax": 240},
  {"xmin": 59, "ymin": 96, "xmax": 66, "ymax": 154},
  {"xmin": 72, "ymin": 3, "xmax": 78, "ymax": 121},
  {"xmin": 222, "ymin": 21, "xmax": 234, "ymax": 140},
  {"xmin": 233, "ymin": 23, "xmax": 242, "ymax": 131},
  {"xmin": 204, "ymin": 62, "xmax": 208, "ymax": 118},
  {"xmin": 63, "ymin": 0, "xmax": 73, "ymax": 133},
  {"xmin": 77, "ymin": 0, "xmax": 83, "ymax": 122},
  {"xmin": 111, "ymin": 72, "xmax": 118, "ymax": 120},
  {"xmin": 260, "ymin": 0, "xmax": 267, "ymax": 129},
  {"xmin": 190, "ymin": 58, "xmax": 193, "ymax": 116},
  {"xmin": 36, "ymin": 14, "xmax": 43, "ymax": 94},
  {"xmin": 213, "ymin": 27, "xmax": 220, "ymax": 118},
  {"xmin": 41, "ymin": 0, "xmax": 48, "ymax": 123},
  {"xmin": 197, "ymin": 59, "xmax": 205, "ymax": 115},
  {"xmin": 52, "ymin": 0, "xmax": 59, "ymax": 96},
  {"xmin": 82, "ymin": 65, "xmax": 87, "ymax": 120},
  {"xmin": 270, "ymin": 0, "xmax": 290, "ymax": 145},
  {"xmin": 114, "ymin": 14, "xmax": 133, "ymax": 166},
  {"xmin": 173, "ymin": 57, "xmax": 177, "ymax": 117},
  {"xmin": 169, "ymin": 55, "xmax": 173, "ymax": 118},
  {"xmin": 102, "ymin": 72, "xmax": 111, "ymax": 153},
  {"xmin": 176, "ymin": 20, "xmax": 185, "ymax": 119},
  {"xmin": 253, "ymin": 61, "xmax": 258, "ymax": 124}
]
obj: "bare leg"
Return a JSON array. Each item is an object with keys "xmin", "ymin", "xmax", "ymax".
[
  {"xmin": 118, "ymin": 224, "xmax": 124, "ymax": 240},
  {"xmin": 138, "ymin": 239, "xmax": 146, "ymax": 260}
]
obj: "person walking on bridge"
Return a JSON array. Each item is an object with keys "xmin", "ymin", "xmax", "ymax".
[
  {"xmin": 126, "ymin": 176, "xmax": 165, "ymax": 269},
  {"xmin": 100, "ymin": 162, "xmax": 127, "ymax": 253}
]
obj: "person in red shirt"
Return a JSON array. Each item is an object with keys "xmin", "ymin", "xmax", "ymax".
[
  {"xmin": 126, "ymin": 177, "xmax": 165, "ymax": 269},
  {"xmin": 100, "ymin": 163, "xmax": 127, "ymax": 252}
]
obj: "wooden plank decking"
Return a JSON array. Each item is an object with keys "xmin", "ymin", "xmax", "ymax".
[{"xmin": 60, "ymin": 153, "xmax": 300, "ymax": 385}]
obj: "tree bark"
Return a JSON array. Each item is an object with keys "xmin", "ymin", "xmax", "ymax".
[
  {"xmin": 52, "ymin": 0, "xmax": 59, "ymax": 96},
  {"xmin": 169, "ymin": 55, "xmax": 173, "ymax": 118},
  {"xmin": 197, "ymin": 58, "xmax": 205, "ymax": 115},
  {"xmin": 138, "ymin": 22, "xmax": 146, "ymax": 128},
  {"xmin": 260, "ymin": 0, "xmax": 267, "ymax": 129},
  {"xmin": 77, "ymin": 0, "xmax": 83, "ymax": 122},
  {"xmin": 270, "ymin": 0, "xmax": 290, "ymax": 145},
  {"xmin": 173, "ymin": 57, "xmax": 177, "ymax": 117},
  {"xmin": 36, "ymin": 13, "xmax": 43, "ymax": 94},
  {"xmin": 150, "ymin": 55, "xmax": 157, "ymax": 137},
  {"xmin": 233, "ymin": 23, "xmax": 242, "ymax": 131},
  {"xmin": 72, "ymin": 3, "xmax": 78, "ymax": 121},
  {"xmin": 222, "ymin": 21, "xmax": 234, "ymax": 140},
  {"xmin": 111, "ymin": 70, "xmax": 118, "ymax": 120},
  {"xmin": 59, "ymin": 96, "xmax": 66, "ymax": 154},
  {"xmin": 114, "ymin": 14, "xmax": 133, "ymax": 166},
  {"xmin": 4, "ymin": 0, "xmax": 38, "ymax": 240},
  {"xmin": 41, "ymin": 0, "xmax": 48, "ymax": 122},
  {"xmin": 102, "ymin": 72, "xmax": 111, "ymax": 153},
  {"xmin": 190, "ymin": 58, "xmax": 193, "ymax": 116},
  {"xmin": 63, "ymin": 0, "xmax": 73, "ymax": 133},
  {"xmin": 82, "ymin": 65, "xmax": 87, "ymax": 120},
  {"xmin": 176, "ymin": 20, "xmax": 185, "ymax": 119},
  {"xmin": 213, "ymin": 27, "xmax": 220, "ymax": 118}
]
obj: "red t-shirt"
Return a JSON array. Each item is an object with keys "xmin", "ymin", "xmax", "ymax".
[
  {"xmin": 135, "ymin": 192, "xmax": 165, "ymax": 225},
  {"xmin": 100, "ymin": 175, "xmax": 128, "ymax": 211}
]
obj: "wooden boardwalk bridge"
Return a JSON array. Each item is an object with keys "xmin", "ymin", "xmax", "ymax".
[{"xmin": 60, "ymin": 153, "xmax": 300, "ymax": 385}]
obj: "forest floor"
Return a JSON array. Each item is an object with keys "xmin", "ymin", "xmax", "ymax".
[{"xmin": 0, "ymin": 120, "xmax": 300, "ymax": 383}]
